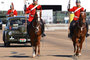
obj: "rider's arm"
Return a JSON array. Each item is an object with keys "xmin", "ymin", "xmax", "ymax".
[
  {"xmin": 81, "ymin": 7, "xmax": 84, "ymax": 11},
  {"xmin": 7, "ymin": 9, "xmax": 10, "ymax": 15},
  {"xmin": 68, "ymin": 6, "xmax": 75, "ymax": 12},
  {"xmin": 14, "ymin": 10, "xmax": 17, "ymax": 16},
  {"xmin": 7, "ymin": 9, "xmax": 13, "ymax": 17},
  {"xmin": 25, "ymin": 5, "xmax": 31, "ymax": 14}
]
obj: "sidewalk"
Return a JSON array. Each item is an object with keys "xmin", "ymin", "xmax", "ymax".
[
  {"xmin": 45, "ymin": 24, "xmax": 90, "ymax": 31},
  {"xmin": 45, "ymin": 24, "xmax": 69, "ymax": 31}
]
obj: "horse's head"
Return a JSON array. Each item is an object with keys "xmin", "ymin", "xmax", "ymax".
[
  {"xmin": 32, "ymin": 10, "xmax": 41, "ymax": 34},
  {"xmin": 79, "ymin": 9, "xmax": 86, "ymax": 26},
  {"xmin": 32, "ymin": 11, "xmax": 39, "ymax": 27},
  {"xmin": 33, "ymin": 10, "xmax": 41, "ymax": 24}
]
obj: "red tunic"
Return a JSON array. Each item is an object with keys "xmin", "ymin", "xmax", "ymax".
[
  {"xmin": 69, "ymin": 6, "xmax": 84, "ymax": 21},
  {"xmin": 26, "ymin": 4, "xmax": 42, "ymax": 22},
  {"xmin": 7, "ymin": 9, "xmax": 17, "ymax": 16}
]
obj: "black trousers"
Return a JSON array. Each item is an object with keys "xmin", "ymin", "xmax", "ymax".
[
  {"xmin": 86, "ymin": 22, "xmax": 88, "ymax": 32},
  {"xmin": 27, "ymin": 21, "xmax": 31, "ymax": 35},
  {"xmin": 69, "ymin": 20, "xmax": 77, "ymax": 36},
  {"xmin": 40, "ymin": 19, "xmax": 45, "ymax": 34}
]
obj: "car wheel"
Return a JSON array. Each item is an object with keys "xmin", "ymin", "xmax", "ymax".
[
  {"xmin": 3, "ymin": 31, "xmax": 10, "ymax": 47},
  {"xmin": 3, "ymin": 31, "xmax": 5, "ymax": 42},
  {"xmin": 4, "ymin": 42, "xmax": 10, "ymax": 47}
]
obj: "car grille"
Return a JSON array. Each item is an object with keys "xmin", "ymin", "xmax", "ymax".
[{"xmin": 13, "ymin": 34, "xmax": 27, "ymax": 38}]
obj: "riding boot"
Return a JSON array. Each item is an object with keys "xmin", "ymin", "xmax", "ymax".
[
  {"xmin": 41, "ymin": 23, "xmax": 46, "ymax": 37},
  {"xmin": 42, "ymin": 29, "xmax": 46, "ymax": 37},
  {"xmin": 86, "ymin": 22, "xmax": 89, "ymax": 37},
  {"xmin": 41, "ymin": 19, "xmax": 46, "ymax": 37},
  {"xmin": 27, "ymin": 21, "xmax": 31, "ymax": 37},
  {"xmin": 68, "ymin": 27, "xmax": 73, "ymax": 38}
]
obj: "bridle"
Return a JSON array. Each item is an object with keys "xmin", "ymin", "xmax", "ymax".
[
  {"xmin": 31, "ymin": 10, "xmax": 41, "ymax": 33},
  {"xmin": 78, "ymin": 11, "xmax": 86, "ymax": 31}
]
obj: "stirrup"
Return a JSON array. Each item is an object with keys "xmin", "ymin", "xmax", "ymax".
[
  {"xmin": 86, "ymin": 34, "xmax": 89, "ymax": 37},
  {"xmin": 42, "ymin": 33, "xmax": 46, "ymax": 37},
  {"xmin": 68, "ymin": 33, "xmax": 72, "ymax": 38}
]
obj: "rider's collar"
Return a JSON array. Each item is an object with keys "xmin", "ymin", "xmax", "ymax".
[
  {"xmin": 33, "ymin": 3, "xmax": 38, "ymax": 6},
  {"xmin": 77, "ymin": 5, "xmax": 81, "ymax": 8},
  {"xmin": 33, "ymin": 0, "xmax": 37, "ymax": 1}
]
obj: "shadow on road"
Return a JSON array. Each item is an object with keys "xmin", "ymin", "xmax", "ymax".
[
  {"xmin": 8, "ymin": 55, "xmax": 31, "ymax": 58},
  {"xmin": 51, "ymin": 55, "xmax": 80, "ymax": 60},
  {"xmin": 4, "ymin": 55, "xmax": 32, "ymax": 58},
  {"xmin": 51, "ymin": 55, "xmax": 72, "ymax": 57}
]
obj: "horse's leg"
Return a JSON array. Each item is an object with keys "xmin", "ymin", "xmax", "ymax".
[
  {"xmin": 32, "ymin": 39, "xmax": 38, "ymax": 58},
  {"xmin": 38, "ymin": 43, "xmax": 40, "ymax": 56},
  {"xmin": 76, "ymin": 38, "xmax": 80, "ymax": 56},
  {"xmin": 31, "ymin": 38, "xmax": 36, "ymax": 58},
  {"xmin": 37, "ymin": 36, "xmax": 41, "ymax": 56},
  {"xmin": 76, "ymin": 45, "xmax": 79, "ymax": 56},
  {"xmin": 73, "ymin": 42, "xmax": 76, "ymax": 55},
  {"xmin": 30, "ymin": 38, "xmax": 35, "ymax": 57},
  {"xmin": 79, "ymin": 37, "xmax": 85, "ymax": 56},
  {"xmin": 32, "ymin": 46, "xmax": 36, "ymax": 58},
  {"xmin": 72, "ymin": 37, "xmax": 76, "ymax": 55},
  {"xmin": 35, "ymin": 45, "xmax": 37, "ymax": 56},
  {"xmin": 79, "ymin": 43, "xmax": 82, "ymax": 56}
]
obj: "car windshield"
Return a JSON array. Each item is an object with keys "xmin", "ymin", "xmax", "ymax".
[
  {"xmin": 8, "ymin": 18, "xmax": 27, "ymax": 28},
  {"xmin": 10, "ymin": 20, "xmax": 25, "ymax": 26}
]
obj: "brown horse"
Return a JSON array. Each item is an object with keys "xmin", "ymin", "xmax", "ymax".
[
  {"xmin": 28, "ymin": 11, "xmax": 42, "ymax": 58},
  {"xmin": 72, "ymin": 10, "xmax": 87, "ymax": 56}
]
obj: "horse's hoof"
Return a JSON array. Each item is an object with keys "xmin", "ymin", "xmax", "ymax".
[
  {"xmin": 74, "ymin": 53, "xmax": 76, "ymax": 56},
  {"xmin": 32, "ymin": 55, "xmax": 36, "ymax": 58},
  {"xmin": 74, "ymin": 54, "xmax": 76, "ymax": 56},
  {"xmin": 79, "ymin": 53, "xmax": 81, "ymax": 56},
  {"xmin": 76, "ymin": 53, "xmax": 80, "ymax": 57},
  {"xmin": 37, "ymin": 54, "xmax": 40, "ymax": 57},
  {"xmin": 32, "ymin": 53, "xmax": 36, "ymax": 58}
]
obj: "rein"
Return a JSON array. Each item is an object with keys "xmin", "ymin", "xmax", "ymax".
[
  {"xmin": 31, "ymin": 12, "xmax": 40, "ymax": 34},
  {"xmin": 77, "ymin": 11, "xmax": 86, "ymax": 31}
]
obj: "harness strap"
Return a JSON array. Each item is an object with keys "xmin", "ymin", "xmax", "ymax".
[
  {"xmin": 74, "ymin": 16, "xmax": 79, "ymax": 18},
  {"xmin": 31, "ymin": 5, "xmax": 39, "ymax": 11},
  {"xmin": 74, "ymin": 7, "xmax": 82, "ymax": 13}
]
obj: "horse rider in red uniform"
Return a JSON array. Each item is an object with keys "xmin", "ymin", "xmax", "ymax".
[
  {"xmin": 7, "ymin": 3, "xmax": 17, "ymax": 17},
  {"xmin": 68, "ymin": 0, "xmax": 89, "ymax": 38},
  {"xmin": 24, "ymin": 0, "xmax": 46, "ymax": 37}
]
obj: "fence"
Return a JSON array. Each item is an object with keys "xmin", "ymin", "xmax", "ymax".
[{"xmin": 0, "ymin": 11, "xmax": 90, "ymax": 24}]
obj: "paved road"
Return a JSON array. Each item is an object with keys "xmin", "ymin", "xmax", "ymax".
[{"xmin": 0, "ymin": 30, "xmax": 90, "ymax": 60}]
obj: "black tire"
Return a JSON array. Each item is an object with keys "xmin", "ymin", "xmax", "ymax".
[
  {"xmin": 3, "ymin": 31, "xmax": 5, "ymax": 42},
  {"xmin": 4, "ymin": 42, "xmax": 10, "ymax": 47},
  {"xmin": 3, "ymin": 31, "xmax": 10, "ymax": 47}
]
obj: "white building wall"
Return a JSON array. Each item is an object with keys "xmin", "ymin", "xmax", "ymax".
[
  {"xmin": 0, "ymin": 0, "xmax": 90, "ymax": 12},
  {"xmin": 0, "ymin": 0, "xmax": 24, "ymax": 11}
]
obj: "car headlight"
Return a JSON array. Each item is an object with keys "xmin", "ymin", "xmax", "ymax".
[{"xmin": 8, "ymin": 31, "xmax": 12, "ymax": 35}]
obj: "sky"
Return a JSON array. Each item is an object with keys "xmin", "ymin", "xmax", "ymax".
[{"xmin": 0, "ymin": 0, "xmax": 90, "ymax": 12}]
